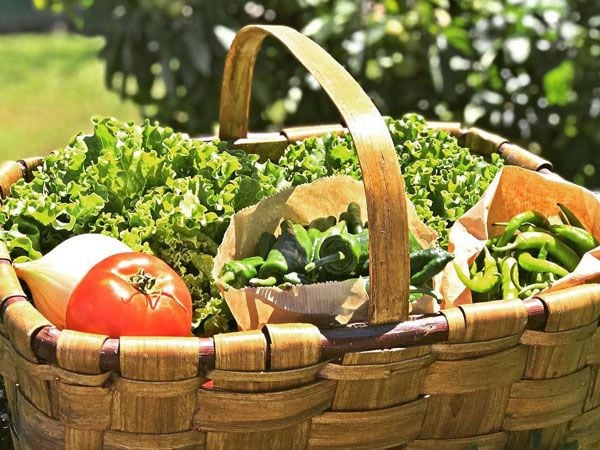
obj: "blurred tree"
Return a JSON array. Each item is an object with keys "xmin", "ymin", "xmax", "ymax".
[{"xmin": 36, "ymin": 0, "xmax": 600, "ymax": 187}]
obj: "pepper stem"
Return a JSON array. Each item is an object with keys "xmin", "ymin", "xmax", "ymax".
[
  {"xmin": 219, "ymin": 271, "xmax": 236, "ymax": 285},
  {"xmin": 305, "ymin": 251, "xmax": 345, "ymax": 273}
]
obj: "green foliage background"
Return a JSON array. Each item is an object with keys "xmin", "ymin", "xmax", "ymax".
[{"xmin": 38, "ymin": 0, "xmax": 600, "ymax": 187}]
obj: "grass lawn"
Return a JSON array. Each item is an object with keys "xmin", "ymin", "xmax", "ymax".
[{"xmin": 0, "ymin": 32, "xmax": 140, "ymax": 162}]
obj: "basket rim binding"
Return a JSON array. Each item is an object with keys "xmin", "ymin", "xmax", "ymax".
[{"xmin": 0, "ymin": 120, "xmax": 554, "ymax": 376}]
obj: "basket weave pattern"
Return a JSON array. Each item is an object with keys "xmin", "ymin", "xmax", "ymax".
[{"xmin": 0, "ymin": 25, "xmax": 598, "ymax": 450}]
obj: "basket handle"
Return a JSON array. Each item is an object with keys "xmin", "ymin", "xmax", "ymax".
[{"xmin": 219, "ymin": 25, "xmax": 409, "ymax": 324}]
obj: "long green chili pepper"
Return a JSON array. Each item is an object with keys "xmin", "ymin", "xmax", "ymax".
[
  {"xmin": 517, "ymin": 252, "xmax": 570, "ymax": 278},
  {"xmin": 317, "ymin": 229, "xmax": 370, "ymax": 277},
  {"xmin": 492, "ymin": 231, "xmax": 580, "ymax": 272},
  {"xmin": 518, "ymin": 282, "xmax": 549, "ymax": 297},
  {"xmin": 453, "ymin": 247, "xmax": 499, "ymax": 294},
  {"xmin": 345, "ymin": 202, "xmax": 364, "ymax": 234},
  {"xmin": 534, "ymin": 242, "xmax": 550, "ymax": 283},
  {"xmin": 410, "ymin": 248, "xmax": 454, "ymax": 286},
  {"xmin": 557, "ymin": 203, "xmax": 586, "ymax": 229},
  {"xmin": 496, "ymin": 210, "xmax": 550, "ymax": 247},
  {"xmin": 219, "ymin": 256, "xmax": 265, "ymax": 288},
  {"xmin": 308, "ymin": 216, "xmax": 337, "ymax": 233},
  {"xmin": 254, "ymin": 232, "xmax": 276, "ymax": 260},
  {"xmin": 258, "ymin": 220, "xmax": 308, "ymax": 280},
  {"xmin": 248, "ymin": 276, "xmax": 277, "ymax": 287},
  {"xmin": 510, "ymin": 262, "xmax": 523, "ymax": 291},
  {"xmin": 500, "ymin": 257, "xmax": 519, "ymax": 300},
  {"xmin": 550, "ymin": 224, "xmax": 598, "ymax": 255}
]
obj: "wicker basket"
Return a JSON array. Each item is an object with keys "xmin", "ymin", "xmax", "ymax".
[{"xmin": 1, "ymin": 24, "xmax": 599, "ymax": 450}]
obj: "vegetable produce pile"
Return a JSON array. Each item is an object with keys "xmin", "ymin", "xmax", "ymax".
[
  {"xmin": 0, "ymin": 114, "xmax": 502, "ymax": 335},
  {"xmin": 454, "ymin": 205, "xmax": 597, "ymax": 301},
  {"xmin": 218, "ymin": 203, "xmax": 454, "ymax": 301}
]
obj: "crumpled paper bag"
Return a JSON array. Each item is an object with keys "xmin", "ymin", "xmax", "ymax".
[
  {"xmin": 440, "ymin": 165, "xmax": 600, "ymax": 307},
  {"xmin": 213, "ymin": 176, "xmax": 436, "ymax": 330}
]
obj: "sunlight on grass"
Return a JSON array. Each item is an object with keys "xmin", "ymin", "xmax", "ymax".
[{"xmin": 0, "ymin": 32, "xmax": 140, "ymax": 161}]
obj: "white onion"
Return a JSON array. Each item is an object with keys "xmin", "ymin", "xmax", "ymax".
[{"xmin": 13, "ymin": 234, "xmax": 133, "ymax": 328}]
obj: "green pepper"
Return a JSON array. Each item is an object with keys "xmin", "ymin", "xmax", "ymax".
[
  {"xmin": 453, "ymin": 247, "xmax": 500, "ymax": 294},
  {"xmin": 307, "ymin": 216, "xmax": 337, "ymax": 248},
  {"xmin": 557, "ymin": 203, "xmax": 586, "ymax": 229},
  {"xmin": 500, "ymin": 257, "xmax": 519, "ymax": 300},
  {"xmin": 254, "ymin": 232, "xmax": 276, "ymax": 260},
  {"xmin": 258, "ymin": 220, "xmax": 309, "ymax": 281},
  {"xmin": 312, "ymin": 221, "xmax": 348, "ymax": 259},
  {"xmin": 282, "ymin": 272, "xmax": 313, "ymax": 285},
  {"xmin": 292, "ymin": 223, "xmax": 314, "ymax": 262},
  {"xmin": 550, "ymin": 224, "xmax": 598, "ymax": 255},
  {"xmin": 493, "ymin": 231, "xmax": 580, "ymax": 272},
  {"xmin": 517, "ymin": 251, "xmax": 570, "ymax": 278},
  {"xmin": 410, "ymin": 247, "xmax": 454, "ymax": 286},
  {"xmin": 219, "ymin": 256, "xmax": 265, "ymax": 288},
  {"xmin": 315, "ymin": 229, "xmax": 370, "ymax": 277},
  {"xmin": 249, "ymin": 276, "xmax": 277, "ymax": 287},
  {"xmin": 496, "ymin": 210, "xmax": 550, "ymax": 247}
]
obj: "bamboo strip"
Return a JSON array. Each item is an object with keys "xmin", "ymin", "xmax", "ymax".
[
  {"xmin": 538, "ymin": 284, "xmax": 600, "ymax": 332},
  {"xmin": 499, "ymin": 142, "xmax": 553, "ymax": 171},
  {"xmin": 567, "ymin": 404, "xmax": 600, "ymax": 443},
  {"xmin": 0, "ymin": 161, "xmax": 24, "ymax": 198},
  {"xmin": 460, "ymin": 299, "xmax": 527, "ymax": 342},
  {"xmin": 205, "ymin": 422, "xmax": 308, "ymax": 450},
  {"xmin": 214, "ymin": 330, "xmax": 266, "ymax": 371},
  {"xmin": 431, "ymin": 334, "xmax": 521, "ymax": 361},
  {"xmin": 4, "ymin": 301, "xmax": 51, "ymax": 362},
  {"xmin": 119, "ymin": 336, "xmax": 201, "ymax": 381},
  {"xmin": 520, "ymin": 320, "xmax": 598, "ymax": 347},
  {"xmin": 511, "ymin": 366, "xmax": 591, "ymax": 399},
  {"xmin": 427, "ymin": 121, "xmax": 465, "ymax": 138},
  {"xmin": 320, "ymin": 354, "xmax": 435, "ymax": 380},
  {"xmin": 264, "ymin": 323, "xmax": 322, "ymax": 369},
  {"xmin": 420, "ymin": 387, "xmax": 512, "ymax": 439},
  {"xmin": 103, "ymin": 429, "xmax": 206, "ymax": 450},
  {"xmin": 111, "ymin": 377, "xmax": 201, "ymax": 397},
  {"xmin": 406, "ymin": 431, "xmax": 509, "ymax": 450},
  {"xmin": 524, "ymin": 339, "xmax": 588, "ymax": 379},
  {"xmin": 463, "ymin": 127, "xmax": 508, "ymax": 155},
  {"xmin": 111, "ymin": 378, "xmax": 200, "ymax": 433},
  {"xmin": 56, "ymin": 330, "xmax": 108, "ymax": 375},
  {"xmin": 282, "ymin": 124, "xmax": 345, "ymax": 142},
  {"xmin": 64, "ymin": 428, "xmax": 103, "ymax": 450},
  {"xmin": 587, "ymin": 329, "xmax": 600, "ymax": 365},
  {"xmin": 208, "ymin": 363, "xmax": 325, "ymax": 392},
  {"xmin": 57, "ymin": 382, "xmax": 112, "ymax": 429},
  {"xmin": 15, "ymin": 390, "xmax": 64, "ymax": 450},
  {"xmin": 195, "ymin": 380, "xmax": 335, "ymax": 432},
  {"xmin": 308, "ymin": 397, "xmax": 428, "ymax": 449},
  {"xmin": 439, "ymin": 307, "xmax": 466, "ymax": 343},
  {"xmin": 423, "ymin": 346, "xmax": 527, "ymax": 394}
]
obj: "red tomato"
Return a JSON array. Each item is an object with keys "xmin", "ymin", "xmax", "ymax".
[{"xmin": 66, "ymin": 252, "xmax": 192, "ymax": 338}]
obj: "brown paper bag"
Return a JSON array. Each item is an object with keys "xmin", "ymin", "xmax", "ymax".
[
  {"xmin": 440, "ymin": 166, "xmax": 600, "ymax": 307},
  {"xmin": 213, "ymin": 176, "xmax": 436, "ymax": 330}
]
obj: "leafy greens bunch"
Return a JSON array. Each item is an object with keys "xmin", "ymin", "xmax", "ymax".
[{"xmin": 0, "ymin": 114, "xmax": 502, "ymax": 334}]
